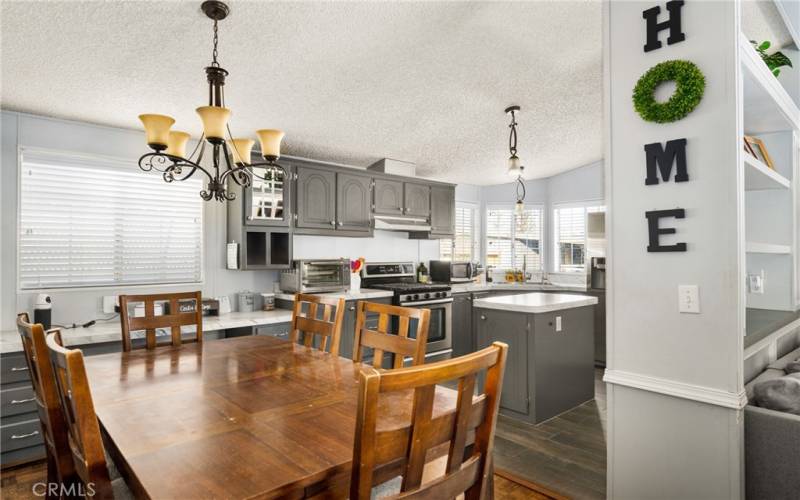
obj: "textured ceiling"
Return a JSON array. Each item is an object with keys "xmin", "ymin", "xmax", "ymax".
[{"xmin": 0, "ymin": 1, "xmax": 603, "ymax": 185}]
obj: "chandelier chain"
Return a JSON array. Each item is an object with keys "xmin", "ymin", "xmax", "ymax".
[
  {"xmin": 508, "ymin": 110, "xmax": 518, "ymax": 157},
  {"xmin": 211, "ymin": 20, "xmax": 220, "ymax": 67}
]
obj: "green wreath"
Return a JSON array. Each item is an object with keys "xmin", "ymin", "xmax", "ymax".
[{"xmin": 633, "ymin": 60, "xmax": 705, "ymax": 123}]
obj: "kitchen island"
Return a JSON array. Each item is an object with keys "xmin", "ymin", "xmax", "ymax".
[{"xmin": 473, "ymin": 292, "xmax": 598, "ymax": 424}]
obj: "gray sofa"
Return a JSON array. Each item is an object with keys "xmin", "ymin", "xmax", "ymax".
[{"xmin": 744, "ymin": 346, "xmax": 800, "ymax": 500}]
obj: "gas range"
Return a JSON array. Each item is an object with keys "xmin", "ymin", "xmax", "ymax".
[{"xmin": 362, "ymin": 262, "xmax": 452, "ymax": 306}]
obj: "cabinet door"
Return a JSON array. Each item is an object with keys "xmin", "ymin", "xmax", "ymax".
[
  {"xmin": 451, "ymin": 293, "xmax": 473, "ymax": 357},
  {"xmin": 336, "ymin": 173, "xmax": 372, "ymax": 232},
  {"xmin": 373, "ymin": 179, "xmax": 404, "ymax": 216},
  {"xmin": 404, "ymin": 183, "xmax": 430, "ymax": 217},
  {"xmin": 475, "ymin": 308, "xmax": 529, "ymax": 415},
  {"xmin": 296, "ymin": 166, "xmax": 336, "ymax": 229},
  {"xmin": 430, "ymin": 185, "xmax": 455, "ymax": 235},
  {"xmin": 243, "ymin": 164, "xmax": 291, "ymax": 226}
]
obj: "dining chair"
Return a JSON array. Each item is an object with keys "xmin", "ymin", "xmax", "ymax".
[
  {"xmin": 118, "ymin": 291, "xmax": 203, "ymax": 352},
  {"xmin": 351, "ymin": 341, "xmax": 508, "ymax": 499},
  {"xmin": 352, "ymin": 301, "xmax": 430, "ymax": 369},
  {"xmin": 16, "ymin": 313, "xmax": 77, "ymax": 499},
  {"xmin": 290, "ymin": 293, "xmax": 346, "ymax": 356},
  {"xmin": 44, "ymin": 332, "xmax": 132, "ymax": 499}
]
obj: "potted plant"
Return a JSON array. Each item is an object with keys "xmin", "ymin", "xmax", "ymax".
[{"xmin": 750, "ymin": 40, "xmax": 793, "ymax": 77}]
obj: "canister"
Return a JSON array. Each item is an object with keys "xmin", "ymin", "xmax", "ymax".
[
  {"xmin": 237, "ymin": 291, "xmax": 255, "ymax": 312},
  {"xmin": 261, "ymin": 292, "xmax": 275, "ymax": 311}
]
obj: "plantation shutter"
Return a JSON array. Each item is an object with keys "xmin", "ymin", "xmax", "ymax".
[
  {"xmin": 554, "ymin": 206, "xmax": 587, "ymax": 272},
  {"xmin": 440, "ymin": 205, "xmax": 475, "ymax": 261},
  {"xmin": 486, "ymin": 207, "xmax": 514, "ymax": 268},
  {"xmin": 514, "ymin": 208, "xmax": 543, "ymax": 270},
  {"xmin": 19, "ymin": 149, "xmax": 203, "ymax": 289}
]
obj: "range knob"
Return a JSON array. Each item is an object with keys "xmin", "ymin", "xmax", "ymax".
[
  {"xmin": 424, "ymin": 293, "xmax": 431, "ymax": 299},
  {"xmin": 412, "ymin": 294, "xmax": 419, "ymax": 300}
]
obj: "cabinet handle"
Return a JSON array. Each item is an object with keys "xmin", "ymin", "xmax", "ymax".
[
  {"xmin": 10, "ymin": 398, "xmax": 35, "ymax": 405},
  {"xmin": 330, "ymin": 220, "xmax": 336, "ymax": 226},
  {"xmin": 349, "ymin": 306, "xmax": 356, "ymax": 311},
  {"xmin": 11, "ymin": 430, "xmax": 39, "ymax": 440},
  {"xmin": 10, "ymin": 366, "xmax": 29, "ymax": 372},
  {"xmin": 480, "ymin": 315, "xmax": 486, "ymax": 320},
  {"xmin": 337, "ymin": 221, "xmax": 343, "ymax": 227},
  {"xmin": 246, "ymin": 215, "xmax": 253, "ymax": 221}
]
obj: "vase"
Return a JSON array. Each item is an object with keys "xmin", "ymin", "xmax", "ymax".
[{"xmin": 350, "ymin": 273, "xmax": 361, "ymax": 293}]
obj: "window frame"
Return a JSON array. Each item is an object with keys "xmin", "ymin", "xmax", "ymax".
[
  {"xmin": 483, "ymin": 202, "xmax": 545, "ymax": 271},
  {"xmin": 16, "ymin": 146, "xmax": 206, "ymax": 292},
  {"xmin": 551, "ymin": 200, "xmax": 605, "ymax": 273},
  {"xmin": 439, "ymin": 201, "xmax": 479, "ymax": 262}
]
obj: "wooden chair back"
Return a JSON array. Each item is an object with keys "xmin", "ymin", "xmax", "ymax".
[
  {"xmin": 353, "ymin": 302, "xmax": 430, "ymax": 369},
  {"xmin": 290, "ymin": 293, "xmax": 346, "ymax": 356},
  {"xmin": 16, "ymin": 314, "xmax": 77, "ymax": 493},
  {"xmin": 351, "ymin": 342, "xmax": 508, "ymax": 500},
  {"xmin": 45, "ymin": 332, "xmax": 113, "ymax": 498},
  {"xmin": 118, "ymin": 291, "xmax": 203, "ymax": 352}
]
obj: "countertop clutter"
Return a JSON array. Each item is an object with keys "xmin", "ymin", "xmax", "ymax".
[
  {"xmin": 0, "ymin": 309, "xmax": 294, "ymax": 354},
  {"xmin": 473, "ymin": 292, "xmax": 598, "ymax": 314},
  {"xmin": 274, "ymin": 289, "xmax": 394, "ymax": 302}
]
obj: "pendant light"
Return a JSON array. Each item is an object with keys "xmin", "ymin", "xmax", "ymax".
[
  {"xmin": 505, "ymin": 105, "xmax": 526, "ymax": 215},
  {"xmin": 137, "ymin": 1, "xmax": 285, "ymax": 202}
]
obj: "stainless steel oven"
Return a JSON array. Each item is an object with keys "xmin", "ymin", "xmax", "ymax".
[{"xmin": 398, "ymin": 294, "xmax": 452, "ymax": 360}]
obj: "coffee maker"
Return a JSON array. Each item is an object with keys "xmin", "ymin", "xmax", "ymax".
[{"xmin": 590, "ymin": 257, "xmax": 606, "ymax": 290}]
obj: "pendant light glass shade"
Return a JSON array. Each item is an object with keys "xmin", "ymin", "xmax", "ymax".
[
  {"xmin": 139, "ymin": 114, "xmax": 175, "ymax": 148},
  {"xmin": 165, "ymin": 131, "xmax": 191, "ymax": 158},
  {"xmin": 196, "ymin": 106, "xmax": 231, "ymax": 140},
  {"xmin": 515, "ymin": 199, "xmax": 525, "ymax": 216},
  {"xmin": 229, "ymin": 138, "xmax": 255, "ymax": 165},
  {"xmin": 507, "ymin": 155, "xmax": 523, "ymax": 177},
  {"xmin": 256, "ymin": 129, "xmax": 285, "ymax": 159}
]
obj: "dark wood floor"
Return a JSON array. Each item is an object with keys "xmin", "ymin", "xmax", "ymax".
[{"xmin": 494, "ymin": 368, "xmax": 607, "ymax": 499}]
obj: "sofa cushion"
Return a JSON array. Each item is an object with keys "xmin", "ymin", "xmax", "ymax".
[
  {"xmin": 752, "ymin": 374, "xmax": 800, "ymax": 415},
  {"xmin": 786, "ymin": 361, "xmax": 800, "ymax": 374},
  {"xmin": 746, "ymin": 368, "xmax": 786, "ymax": 400}
]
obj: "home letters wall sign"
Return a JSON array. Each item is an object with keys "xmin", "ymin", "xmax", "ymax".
[{"xmin": 641, "ymin": 0, "xmax": 694, "ymax": 253}]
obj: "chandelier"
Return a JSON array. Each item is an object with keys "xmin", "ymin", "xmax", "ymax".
[
  {"xmin": 137, "ymin": 1, "xmax": 284, "ymax": 202},
  {"xmin": 505, "ymin": 105, "xmax": 526, "ymax": 215}
]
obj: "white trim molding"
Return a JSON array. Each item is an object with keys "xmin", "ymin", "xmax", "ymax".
[{"xmin": 604, "ymin": 369, "xmax": 748, "ymax": 410}]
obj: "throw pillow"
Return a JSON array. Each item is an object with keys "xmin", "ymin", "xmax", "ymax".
[
  {"xmin": 785, "ymin": 360, "xmax": 800, "ymax": 374},
  {"xmin": 752, "ymin": 374, "xmax": 800, "ymax": 415}
]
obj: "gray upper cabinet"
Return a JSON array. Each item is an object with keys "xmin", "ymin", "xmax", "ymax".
[
  {"xmin": 373, "ymin": 179, "xmax": 404, "ymax": 216},
  {"xmin": 404, "ymin": 183, "xmax": 430, "ymax": 217},
  {"xmin": 242, "ymin": 162, "xmax": 291, "ymax": 227},
  {"xmin": 296, "ymin": 166, "xmax": 336, "ymax": 230},
  {"xmin": 336, "ymin": 173, "xmax": 372, "ymax": 232},
  {"xmin": 430, "ymin": 185, "xmax": 455, "ymax": 235}
]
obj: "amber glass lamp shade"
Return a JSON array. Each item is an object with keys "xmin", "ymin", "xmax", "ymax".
[
  {"xmin": 256, "ymin": 129, "xmax": 285, "ymax": 160},
  {"xmin": 196, "ymin": 106, "xmax": 231, "ymax": 140},
  {"xmin": 139, "ymin": 114, "xmax": 175, "ymax": 150},
  {"xmin": 229, "ymin": 138, "xmax": 255, "ymax": 165},
  {"xmin": 165, "ymin": 131, "xmax": 191, "ymax": 158}
]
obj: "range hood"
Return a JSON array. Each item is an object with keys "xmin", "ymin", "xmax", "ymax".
[{"xmin": 373, "ymin": 214, "xmax": 431, "ymax": 232}]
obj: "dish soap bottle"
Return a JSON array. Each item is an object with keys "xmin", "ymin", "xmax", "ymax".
[{"xmin": 416, "ymin": 262, "xmax": 428, "ymax": 283}]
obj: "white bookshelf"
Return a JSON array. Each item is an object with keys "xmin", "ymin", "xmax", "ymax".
[
  {"xmin": 745, "ymin": 242, "xmax": 792, "ymax": 254},
  {"xmin": 743, "ymin": 153, "xmax": 792, "ymax": 190}
]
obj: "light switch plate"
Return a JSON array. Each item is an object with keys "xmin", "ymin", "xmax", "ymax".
[
  {"xmin": 555, "ymin": 316, "xmax": 562, "ymax": 332},
  {"xmin": 102, "ymin": 295, "xmax": 117, "ymax": 314},
  {"xmin": 678, "ymin": 285, "xmax": 700, "ymax": 314}
]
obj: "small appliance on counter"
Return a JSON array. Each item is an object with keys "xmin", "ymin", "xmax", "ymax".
[
  {"xmin": 429, "ymin": 260, "xmax": 481, "ymax": 283},
  {"xmin": 590, "ymin": 257, "xmax": 606, "ymax": 290},
  {"xmin": 201, "ymin": 298, "xmax": 220, "ymax": 316},
  {"xmin": 34, "ymin": 294, "xmax": 52, "ymax": 330},
  {"xmin": 279, "ymin": 259, "xmax": 350, "ymax": 293}
]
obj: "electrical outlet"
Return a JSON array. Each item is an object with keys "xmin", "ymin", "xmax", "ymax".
[
  {"xmin": 747, "ymin": 271, "xmax": 765, "ymax": 294},
  {"xmin": 678, "ymin": 285, "xmax": 700, "ymax": 314},
  {"xmin": 555, "ymin": 316, "xmax": 562, "ymax": 332},
  {"xmin": 102, "ymin": 295, "xmax": 118, "ymax": 314}
]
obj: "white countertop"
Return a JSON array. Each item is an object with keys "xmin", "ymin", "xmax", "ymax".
[
  {"xmin": 449, "ymin": 282, "xmax": 592, "ymax": 293},
  {"xmin": 473, "ymin": 292, "xmax": 598, "ymax": 314},
  {"xmin": 0, "ymin": 309, "xmax": 294, "ymax": 354},
  {"xmin": 275, "ymin": 288, "xmax": 394, "ymax": 302}
]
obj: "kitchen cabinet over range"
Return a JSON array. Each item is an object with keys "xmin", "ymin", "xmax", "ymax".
[{"xmin": 227, "ymin": 154, "xmax": 455, "ymax": 269}]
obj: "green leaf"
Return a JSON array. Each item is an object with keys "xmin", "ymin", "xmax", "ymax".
[
  {"xmin": 773, "ymin": 68, "xmax": 781, "ymax": 77},
  {"xmin": 759, "ymin": 41, "xmax": 771, "ymax": 51}
]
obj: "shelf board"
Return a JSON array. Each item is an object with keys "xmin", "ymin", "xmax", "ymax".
[
  {"xmin": 740, "ymin": 34, "xmax": 800, "ymax": 134},
  {"xmin": 745, "ymin": 242, "xmax": 792, "ymax": 254},
  {"xmin": 743, "ymin": 153, "xmax": 792, "ymax": 190}
]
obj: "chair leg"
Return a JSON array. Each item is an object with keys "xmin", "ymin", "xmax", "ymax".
[{"xmin": 45, "ymin": 452, "xmax": 59, "ymax": 500}]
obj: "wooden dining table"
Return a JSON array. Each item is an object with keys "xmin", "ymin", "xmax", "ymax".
[{"xmin": 83, "ymin": 335, "xmax": 463, "ymax": 499}]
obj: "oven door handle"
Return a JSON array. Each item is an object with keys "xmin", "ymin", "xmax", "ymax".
[{"xmin": 400, "ymin": 298, "xmax": 453, "ymax": 306}]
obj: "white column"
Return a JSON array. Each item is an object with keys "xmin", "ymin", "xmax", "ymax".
[{"xmin": 604, "ymin": 1, "xmax": 744, "ymax": 498}]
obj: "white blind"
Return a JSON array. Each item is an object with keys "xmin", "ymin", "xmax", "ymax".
[
  {"xmin": 19, "ymin": 149, "xmax": 203, "ymax": 289},
  {"xmin": 485, "ymin": 206, "xmax": 542, "ymax": 270},
  {"xmin": 553, "ymin": 205, "xmax": 604, "ymax": 272},
  {"xmin": 439, "ymin": 205, "xmax": 475, "ymax": 261}
]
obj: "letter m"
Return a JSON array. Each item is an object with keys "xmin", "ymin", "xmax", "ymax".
[{"xmin": 644, "ymin": 138, "xmax": 688, "ymax": 185}]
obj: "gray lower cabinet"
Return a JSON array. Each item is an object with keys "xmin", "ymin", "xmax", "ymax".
[
  {"xmin": 452, "ymin": 293, "xmax": 473, "ymax": 357},
  {"xmin": 404, "ymin": 182, "xmax": 430, "ymax": 217},
  {"xmin": 340, "ymin": 297, "xmax": 392, "ymax": 360},
  {"xmin": 255, "ymin": 322, "xmax": 292, "ymax": 341},
  {"xmin": 336, "ymin": 173, "xmax": 372, "ymax": 232},
  {"xmin": 296, "ymin": 166, "xmax": 337, "ymax": 229},
  {"xmin": 373, "ymin": 179, "xmax": 404, "ymax": 216},
  {"xmin": 430, "ymin": 185, "xmax": 455, "ymax": 236},
  {"xmin": 474, "ymin": 304, "xmax": 595, "ymax": 424}
]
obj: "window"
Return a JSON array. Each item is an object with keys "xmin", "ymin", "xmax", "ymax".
[
  {"xmin": 439, "ymin": 204, "xmax": 477, "ymax": 261},
  {"xmin": 485, "ymin": 205, "xmax": 543, "ymax": 270},
  {"xmin": 19, "ymin": 149, "xmax": 203, "ymax": 289},
  {"xmin": 553, "ymin": 204, "xmax": 604, "ymax": 273}
]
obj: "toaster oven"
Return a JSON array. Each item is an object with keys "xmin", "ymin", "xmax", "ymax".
[{"xmin": 279, "ymin": 259, "xmax": 351, "ymax": 293}]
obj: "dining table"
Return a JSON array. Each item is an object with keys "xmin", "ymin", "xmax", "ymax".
[{"xmin": 82, "ymin": 335, "xmax": 465, "ymax": 499}]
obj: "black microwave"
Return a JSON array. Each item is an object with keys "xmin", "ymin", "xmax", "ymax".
[{"xmin": 429, "ymin": 261, "xmax": 478, "ymax": 283}]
